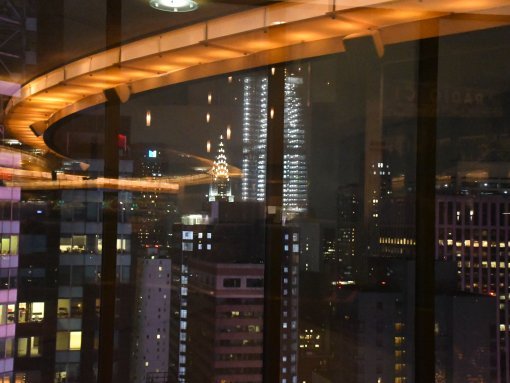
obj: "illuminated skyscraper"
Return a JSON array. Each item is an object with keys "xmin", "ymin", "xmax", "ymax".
[
  {"xmin": 241, "ymin": 73, "xmax": 307, "ymax": 217},
  {"xmin": 209, "ymin": 135, "xmax": 234, "ymax": 203}
]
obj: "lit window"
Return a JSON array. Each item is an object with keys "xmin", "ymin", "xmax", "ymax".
[
  {"xmin": 69, "ymin": 332, "xmax": 82, "ymax": 350},
  {"xmin": 18, "ymin": 302, "xmax": 45, "ymax": 323},
  {"xmin": 30, "ymin": 336, "xmax": 41, "ymax": 356},
  {"xmin": 182, "ymin": 231, "xmax": 193, "ymax": 240},
  {"xmin": 17, "ymin": 338, "xmax": 27, "ymax": 357}
]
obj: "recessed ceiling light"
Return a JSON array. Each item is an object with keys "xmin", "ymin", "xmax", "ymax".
[{"xmin": 149, "ymin": 0, "xmax": 198, "ymax": 12}]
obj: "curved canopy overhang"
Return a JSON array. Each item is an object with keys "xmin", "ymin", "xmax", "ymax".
[{"xmin": 4, "ymin": 0, "xmax": 510, "ymax": 154}]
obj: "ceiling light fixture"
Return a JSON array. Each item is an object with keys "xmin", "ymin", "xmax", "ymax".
[{"xmin": 149, "ymin": 0, "xmax": 198, "ymax": 12}]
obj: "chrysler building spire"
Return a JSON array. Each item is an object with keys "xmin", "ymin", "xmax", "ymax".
[{"xmin": 209, "ymin": 135, "xmax": 234, "ymax": 202}]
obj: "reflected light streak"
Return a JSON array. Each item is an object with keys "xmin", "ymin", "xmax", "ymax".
[
  {"xmin": 146, "ymin": 110, "xmax": 152, "ymax": 127},
  {"xmin": 7, "ymin": 0, "xmax": 510, "ymax": 154}
]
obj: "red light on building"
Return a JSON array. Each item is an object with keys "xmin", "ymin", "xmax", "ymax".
[{"xmin": 118, "ymin": 134, "xmax": 127, "ymax": 150}]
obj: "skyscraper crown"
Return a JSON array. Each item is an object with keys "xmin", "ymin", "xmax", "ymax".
[
  {"xmin": 209, "ymin": 135, "xmax": 233, "ymax": 202},
  {"xmin": 212, "ymin": 135, "xmax": 230, "ymax": 182}
]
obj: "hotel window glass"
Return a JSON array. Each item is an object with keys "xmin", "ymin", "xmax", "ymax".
[{"xmin": 2, "ymin": 2, "xmax": 510, "ymax": 383}]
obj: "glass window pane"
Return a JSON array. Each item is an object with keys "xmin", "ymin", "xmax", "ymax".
[
  {"xmin": 1, "ymin": 2, "xmax": 509, "ymax": 383},
  {"xmin": 69, "ymin": 332, "xmax": 82, "ymax": 351},
  {"xmin": 17, "ymin": 339, "xmax": 27, "ymax": 357}
]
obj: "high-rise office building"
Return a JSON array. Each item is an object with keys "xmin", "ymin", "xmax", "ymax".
[
  {"xmin": 129, "ymin": 143, "xmax": 180, "ymax": 383},
  {"xmin": 435, "ymin": 293, "xmax": 496, "ymax": 383},
  {"xmin": 16, "ymin": 189, "xmax": 59, "ymax": 383},
  {"xmin": 437, "ymin": 193, "xmax": 510, "ymax": 383},
  {"xmin": 0, "ymin": 148, "xmax": 21, "ymax": 382},
  {"xmin": 55, "ymin": 159, "xmax": 134, "ymax": 383},
  {"xmin": 170, "ymin": 203, "xmax": 300, "ymax": 383},
  {"xmin": 12, "ymin": 152, "xmax": 135, "ymax": 383},
  {"xmin": 336, "ymin": 184, "xmax": 361, "ymax": 278},
  {"xmin": 132, "ymin": 257, "xmax": 171, "ymax": 383},
  {"xmin": 169, "ymin": 202, "xmax": 266, "ymax": 383},
  {"xmin": 328, "ymin": 276, "xmax": 496, "ymax": 383},
  {"xmin": 241, "ymin": 73, "xmax": 308, "ymax": 217},
  {"xmin": 331, "ymin": 287, "xmax": 411, "ymax": 383},
  {"xmin": 131, "ymin": 144, "xmax": 178, "ymax": 251}
]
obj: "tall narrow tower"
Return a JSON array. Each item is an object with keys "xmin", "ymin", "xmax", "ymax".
[
  {"xmin": 209, "ymin": 135, "xmax": 234, "ymax": 202},
  {"xmin": 241, "ymin": 73, "xmax": 307, "ymax": 217}
]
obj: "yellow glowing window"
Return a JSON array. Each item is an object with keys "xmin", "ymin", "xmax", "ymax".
[
  {"xmin": 0, "ymin": 236, "xmax": 16, "ymax": 254},
  {"xmin": 70, "ymin": 331, "xmax": 82, "ymax": 350},
  {"xmin": 30, "ymin": 337, "xmax": 41, "ymax": 357},
  {"xmin": 17, "ymin": 338, "xmax": 27, "ymax": 357}
]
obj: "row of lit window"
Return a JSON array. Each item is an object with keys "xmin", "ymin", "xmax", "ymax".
[
  {"xmin": 17, "ymin": 337, "xmax": 41, "ymax": 357},
  {"xmin": 182, "ymin": 231, "xmax": 212, "ymax": 240},
  {"xmin": 219, "ymin": 325, "xmax": 261, "ymax": 333},
  {"xmin": 440, "ymin": 239, "xmax": 510, "ymax": 248},
  {"xmin": 56, "ymin": 331, "xmax": 82, "ymax": 351},
  {"xmin": 60, "ymin": 236, "xmax": 130, "ymax": 254},
  {"xmin": 458, "ymin": 261, "xmax": 510, "ymax": 269},
  {"xmin": 182, "ymin": 242, "xmax": 211, "ymax": 251},
  {"xmin": 379, "ymin": 237, "xmax": 416, "ymax": 246}
]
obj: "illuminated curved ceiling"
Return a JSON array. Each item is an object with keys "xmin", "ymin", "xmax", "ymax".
[{"xmin": 4, "ymin": 0, "xmax": 510, "ymax": 154}]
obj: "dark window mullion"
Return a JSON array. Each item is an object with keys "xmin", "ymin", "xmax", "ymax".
[
  {"xmin": 263, "ymin": 64, "xmax": 285, "ymax": 383},
  {"xmin": 415, "ymin": 30, "xmax": 439, "ymax": 383}
]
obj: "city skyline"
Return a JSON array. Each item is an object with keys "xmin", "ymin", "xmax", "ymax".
[{"xmin": 0, "ymin": 11, "xmax": 509, "ymax": 383}]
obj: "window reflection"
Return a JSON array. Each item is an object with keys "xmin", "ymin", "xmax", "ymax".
[{"xmin": 0, "ymin": 2, "xmax": 508, "ymax": 383}]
